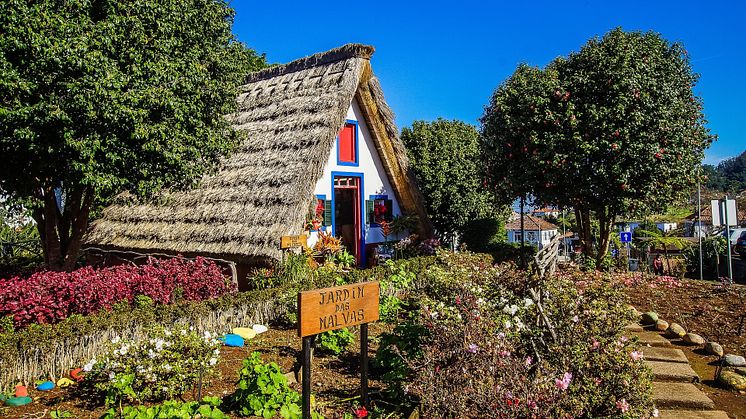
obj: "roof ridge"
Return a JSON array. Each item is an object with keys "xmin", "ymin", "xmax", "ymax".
[{"xmin": 245, "ymin": 43, "xmax": 375, "ymax": 83}]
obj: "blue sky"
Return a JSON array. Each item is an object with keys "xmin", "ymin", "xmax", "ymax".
[{"xmin": 232, "ymin": 0, "xmax": 745, "ymax": 165}]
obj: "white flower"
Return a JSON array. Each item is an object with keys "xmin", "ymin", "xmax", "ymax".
[
  {"xmin": 523, "ymin": 298, "xmax": 534, "ymax": 308},
  {"xmin": 163, "ymin": 364, "xmax": 172, "ymax": 372},
  {"xmin": 164, "ymin": 330, "xmax": 172, "ymax": 336},
  {"xmin": 209, "ymin": 357, "xmax": 217, "ymax": 366},
  {"xmin": 203, "ymin": 331, "xmax": 212, "ymax": 340},
  {"xmin": 108, "ymin": 372, "xmax": 116, "ymax": 381},
  {"xmin": 148, "ymin": 349, "xmax": 157, "ymax": 359},
  {"xmin": 505, "ymin": 320, "xmax": 512, "ymax": 329},
  {"xmin": 503, "ymin": 304, "xmax": 519, "ymax": 316},
  {"xmin": 111, "ymin": 336, "xmax": 121, "ymax": 344},
  {"xmin": 83, "ymin": 359, "xmax": 96, "ymax": 372}
]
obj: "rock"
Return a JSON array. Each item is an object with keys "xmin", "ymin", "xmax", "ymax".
[
  {"xmin": 284, "ymin": 371, "xmax": 297, "ymax": 385},
  {"xmin": 232, "ymin": 327, "xmax": 257, "ymax": 340},
  {"xmin": 252, "ymin": 324, "xmax": 269, "ymax": 334},
  {"xmin": 705, "ymin": 342, "xmax": 724, "ymax": 357},
  {"xmin": 36, "ymin": 381, "xmax": 54, "ymax": 391},
  {"xmin": 682, "ymin": 333, "xmax": 705, "ymax": 345},
  {"xmin": 70, "ymin": 368, "xmax": 84, "ymax": 381},
  {"xmin": 666, "ymin": 323, "xmax": 686, "ymax": 339},
  {"xmin": 628, "ymin": 305, "xmax": 641, "ymax": 318},
  {"xmin": 222, "ymin": 333, "xmax": 244, "ymax": 347},
  {"xmin": 723, "ymin": 354, "xmax": 746, "ymax": 367},
  {"xmin": 655, "ymin": 320, "xmax": 669, "ymax": 331},
  {"xmin": 56, "ymin": 378, "xmax": 75, "ymax": 388},
  {"xmin": 4, "ymin": 396, "xmax": 32, "ymax": 407},
  {"xmin": 14, "ymin": 384, "xmax": 27, "ymax": 397},
  {"xmin": 641, "ymin": 311, "xmax": 659, "ymax": 325},
  {"xmin": 718, "ymin": 370, "xmax": 746, "ymax": 391}
]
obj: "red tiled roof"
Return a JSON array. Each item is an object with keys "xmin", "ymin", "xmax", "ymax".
[{"xmin": 506, "ymin": 214, "xmax": 559, "ymax": 231}]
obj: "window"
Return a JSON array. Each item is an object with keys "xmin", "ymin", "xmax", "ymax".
[
  {"xmin": 337, "ymin": 122, "xmax": 358, "ymax": 165},
  {"xmin": 514, "ymin": 231, "xmax": 522, "ymax": 242},
  {"xmin": 366, "ymin": 195, "xmax": 393, "ymax": 225}
]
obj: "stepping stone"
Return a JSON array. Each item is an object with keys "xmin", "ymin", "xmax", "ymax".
[
  {"xmin": 658, "ymin": 410, "xmax": 730, "ymax": 419},
  {"xmin": 641, "ymin": 347, "xmax": 689, "ymax": 363},
  {"xmin": 624, "ymin": 323, "xmax": 644, "ymax": 332},
  {"xmin": 645, "ymin": 360, "xmax": 699, "ymax": 382},
  {"xmin": 653, "ymin": 382, "xmax": 715, "ymax": 410},
  {"xmin": 635, "ymin": 331, "xmax": 672, "ymax": 347}
]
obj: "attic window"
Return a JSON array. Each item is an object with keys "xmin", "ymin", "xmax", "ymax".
[{"xmin": 337, "ymin": 121, "xmax": 358, "ymax": 165}]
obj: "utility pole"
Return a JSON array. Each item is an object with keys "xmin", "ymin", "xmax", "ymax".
[{"xmin": 697, "ymin": 167, "xmax": 703, "ymax": 281}]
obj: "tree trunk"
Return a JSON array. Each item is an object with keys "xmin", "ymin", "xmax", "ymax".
[
  {"xmin": 574, "ymin": 206, "xmax": 593, "ymax": 258},
  {"xmin": 596, "ymin": 208, "xmax": 616, "ymax": 268},
  {"xmin": 32, "ymin": 186, "xmax": 94, "ymax": 271}
]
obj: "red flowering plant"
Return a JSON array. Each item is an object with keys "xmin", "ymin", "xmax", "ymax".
[
  {"xmin": 0, "ymin": 257, "xmax": 234, "ymax": 328},
  {"xmin": 304, "ymin": 199, "xmax": 325, "ymax": 231}
]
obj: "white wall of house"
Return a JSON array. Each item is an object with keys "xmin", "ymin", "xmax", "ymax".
[
  {"xmin": 507, "ymin": 228, "xmax": 558, "ymax": 249},
  {"xmin": 309, "ymin": 99, "xmax": 403, "ymax": 248}
]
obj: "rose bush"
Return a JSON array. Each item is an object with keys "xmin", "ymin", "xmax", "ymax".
[{"xmin": 375, "ymin": 251, "xmax": 656, "ymax": 418}]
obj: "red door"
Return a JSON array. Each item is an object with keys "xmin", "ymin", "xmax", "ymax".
[{"xmin": 333, "ymin": 176, "xmax": 361, "ymax": 264}]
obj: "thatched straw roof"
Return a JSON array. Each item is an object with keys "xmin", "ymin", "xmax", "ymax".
[{"xmin": 85, "ymin": 44, "xmax": 432, "ymax": 264}]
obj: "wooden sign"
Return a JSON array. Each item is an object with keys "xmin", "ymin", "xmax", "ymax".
[
  {"xmin": 280, "ymin": 235, "xmax": 308, "ymax": 250},
  {"xmin": 297, "ymin": 281, "xmax": 379, "ymax": 337}
]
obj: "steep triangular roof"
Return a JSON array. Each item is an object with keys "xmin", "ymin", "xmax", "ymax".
[{"xmin": 85, "ymin": 44, "xmax": 432, "ymax": 264}]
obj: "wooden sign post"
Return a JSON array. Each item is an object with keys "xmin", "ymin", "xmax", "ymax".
[
  {"xmin": 297, "ymin": 281, "xmax": 380, "ymax": 419},
  {"xmin": 280, "ymin": 235, "xmax": 308, "ymax": 250}
]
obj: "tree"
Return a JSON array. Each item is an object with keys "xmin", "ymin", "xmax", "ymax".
[
  {"xmin": 482, "ymin": 28, "xmax": 713, "ymax": 266},
  {"xmin": 0, "ymin": 0, "xmax": 265, "ymax": 270},
  {"xmin": 401, "ymin": 119, "xmax": 500, "ymax": 244},
  {"xmin": 704, "ymin": 150, "xmax": 746, "ymax": 192}
]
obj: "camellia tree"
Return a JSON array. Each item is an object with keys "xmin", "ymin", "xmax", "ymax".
[
  {"xmin": 0, "ymin": 0, "xmax": 265, "ymax": 270},
  {"xmin": 482, "ymin": 28, "xmax": 713, "ymax": 265},
  {"xmin": 401, "ymin": 119, "xmax": 500, "ymax": 244}
]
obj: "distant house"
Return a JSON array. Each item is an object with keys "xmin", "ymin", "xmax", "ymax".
[
  {"xmin": 617, "ymin": 221, "xmax": 678, "ymax": 234},
  {"xmin": 85, "ymin": 44, "xmax": 432, "ymax": 287},
  {"xmin": 506, "ymin": 215, "xmax": 560, "ymax": 249},
  {"xmin": 531, "ymin": 207, "xmax": 560, "ymax": 218},
  {"xmin": 684, "ymin": 205, "xmax": 746, "ymax": 237}
]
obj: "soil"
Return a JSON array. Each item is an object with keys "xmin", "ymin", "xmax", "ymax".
[
  {"xmin": 622, "ymin": 275, "xmax": 746, "ymax": 416},
  {"xmin": 0, "ymin": 322, "xmax": 398, "ymax": 419}
]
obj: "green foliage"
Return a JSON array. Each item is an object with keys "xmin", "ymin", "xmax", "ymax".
[
  {"xmin": 0, "ymin": 222, "xmax": 42, "ymax": 274},
  {"xmin": 0, "ymin": 0, "xmax": 265, "ymax": 269},
  {"xmin": 704, "ymin": 150, "xmax": 746, "ymax": 192},
  {"xmin": 459, "ymin": 217, "xmax": 507, "ymax": 252},
  {"xmin": 335, "ymin": 250, "xmax": 356, "ymax": 269},
  {"xmin": 401, "ymin": 119, "xmax": 501, "ymax": 239},
  {"xmin": 82, "ymin": 325, "xmax": 221, "ymax": 406},
  {"xmin": 683, "ymin": 235, "xmax": 728, "ymax": 278},
  {"xmin": 49, "ymin": 409, "xmax": 73, "ymax": 419},
  {"xmin": 482, "ymin": 28, "xmax": 713, "ymax": 264},
  {"xmin": 317, "ymin": 327, "xmax": 355, "ymax": 356},
  {"xmin": 229, "ymin": 352, "xmax": 302, "ymax": 419},
  {"xmin": 102, "ymin": 397, "xmax": 228, "ymax": 419}
]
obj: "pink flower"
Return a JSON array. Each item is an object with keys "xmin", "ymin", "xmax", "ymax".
[
  {"xmin": 652, "ymin": 408, "xmax": 659, "ymax": 417},
  {"xmin": 525, "ymin": 356, "xmax": 533, "ymax": 367},
  {"xmin": 555, "ymin": 372, "xmax": 572, "ymax": 390},
  {"xmin": 467, "ymin": 343, "xmax": 479, "ymax": 354},
  {"xmin": 616, "ymin": 398, "xmax": 630, "ymax": 413},
  {"xmin": 631, "ymin": 351, "xmax": 643, "ymax": 361},
  {"xmin": 591, "ymin": 338, "xmax": 600, "ymax": 350}
]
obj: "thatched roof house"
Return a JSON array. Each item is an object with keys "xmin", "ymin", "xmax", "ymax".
[{"xmin": 85, "ymin": 44, "xmax": 431, "ymax": 275}]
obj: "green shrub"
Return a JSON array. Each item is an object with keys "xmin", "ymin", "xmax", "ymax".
[
  {"xmin": 102, "ymin": 397, "xmax": 227, "ymax": 419},
  {"xmin": 459, "ymin": 217, "xmax": 506, "ymax": 252},
  {"xmin": 229, "ymin": 352, "xmax": 302, "ymax": 418},
  {"xmin": 317, "ymin": 328, "xmax": 355, "ymax": 356},
  {"xmin": 82, "ymin": 325, "xmax": 221, "ymax": 406}
]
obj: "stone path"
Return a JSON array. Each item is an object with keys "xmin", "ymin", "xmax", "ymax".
[{"xmin": 629, "ymin": 328, "xmax": 731, "ymax": 418}]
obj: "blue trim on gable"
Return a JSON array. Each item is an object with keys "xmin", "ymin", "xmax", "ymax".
[
  {"xmin": 336, "ymin": 119, "xmax": 359, "ymax": 167},
  {"xmin": 330, "ymin": 171, "xmax": 366, "ymax": 267}
]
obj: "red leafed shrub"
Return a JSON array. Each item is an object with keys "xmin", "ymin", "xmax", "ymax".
[{"xmin": 0, "ymin": 257, "xmax": 235, "ymax": 328}]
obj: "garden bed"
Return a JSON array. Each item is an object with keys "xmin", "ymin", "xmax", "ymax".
[
  {"xmin": 619, "ymin": 275, "xmax": 746, "ymax": 416},
  {"xmin": 1, "ymin": 323, "xmax": 391, "ymax": 418}
]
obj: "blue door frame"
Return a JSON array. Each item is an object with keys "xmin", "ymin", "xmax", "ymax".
[{"xmin": 330, "ymin": 171, "xmax": 366, "ymax": 267}]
